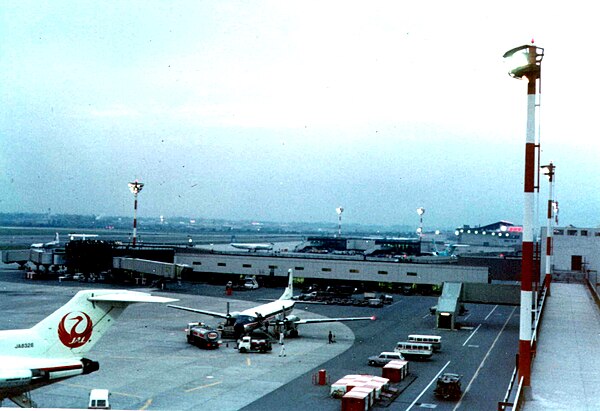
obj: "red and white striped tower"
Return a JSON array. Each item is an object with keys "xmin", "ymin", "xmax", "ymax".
[
  {"xmin": 542, "ymin": 162, "xmax": 555, "ymax": 294},
  {"xmin": 503, "ymin": 42, "xmax": 544, "ymax": 388},
  {"xmin": 128, "ymin": 180, "xmax": 144, "ymax": 247}
]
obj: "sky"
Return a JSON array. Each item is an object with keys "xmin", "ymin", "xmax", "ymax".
[{"xmin": 1, "ymin": 1, "xmax": 599, "ymax": 230}]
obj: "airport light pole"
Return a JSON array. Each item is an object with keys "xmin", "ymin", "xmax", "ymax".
[
  {"xmin": 336, "ymin": 207, "xmax": 344, "ymax": 236},
  {"xmin": 128, "ymin": 180, "xmax": 144, "ymax": 247},
  {"xmin": 541, "ymin": 162, "xmax": 555, "ymax": 295},
  {"xmin": 503, "ymin": 42, "xmax": 544, "ymax": 388}
]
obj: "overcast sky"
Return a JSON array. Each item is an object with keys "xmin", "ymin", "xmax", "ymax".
[{"xmin": 1, "ymin": 1, "xmax": 599, "ymax": 230}]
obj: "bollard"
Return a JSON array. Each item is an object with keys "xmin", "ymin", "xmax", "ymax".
[{"xmin": 318, "ymin": 369, "xmax": 327, "ymax": 385}]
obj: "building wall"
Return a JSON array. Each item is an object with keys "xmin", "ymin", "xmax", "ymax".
[
  {"xmin": 540, "ymin": 226, "xmax": 600, "ymax": 274},
  {"xmin": 174, "ymin": 251, "xmax": 489, "ymax": 285}
]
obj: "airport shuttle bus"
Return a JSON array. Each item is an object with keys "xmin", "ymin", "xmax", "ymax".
[
  {"xmin": 408, "ymin": 334, "xmax": 442, "ymax": 351},
  {"xmin": 394, "ymin": 341, "xmax": 434, "ymax": 359}
]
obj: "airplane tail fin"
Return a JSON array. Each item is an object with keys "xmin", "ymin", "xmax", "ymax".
[
  {"xmin": 31, "ymin": 289, "xmax": 177, "ymax": 358},
  {"xmin": 278, "ymin": 269, "xmax": 294, "ymax": 300}
]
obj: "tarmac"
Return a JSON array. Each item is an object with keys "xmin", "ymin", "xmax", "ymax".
[
  {"xmin": 0, "ymin": 270, "xmax": 355, "ymax": 410},
  {"xmin": 522, "ymin": 282, "xmax": 600, "ymax": 410}
]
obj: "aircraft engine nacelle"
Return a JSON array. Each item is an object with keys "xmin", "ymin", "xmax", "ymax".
[
  {"xmin": 283, "ymin": 315, "xmax": 300, "ymax": 337},
  {"xmin": 0, "ymin": 369, "xmax": 33, "ymax": 388},
  {"xmin": 284, "ymin": 315, "xmax": 300, "ymax": 324}
]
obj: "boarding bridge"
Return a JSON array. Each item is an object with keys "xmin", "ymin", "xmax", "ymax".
[
  {"xmin": 112, "ymin": 257, "xmax": 189, "ymax": 283},
  {"xmin": 434, "ymin": 282, "xmax": 520, "ymax": 330}
]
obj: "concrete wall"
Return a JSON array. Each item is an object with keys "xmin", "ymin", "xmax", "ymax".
[{"xmin": 462, "ymin": 283, "xmax": 520, "ymax": 305}]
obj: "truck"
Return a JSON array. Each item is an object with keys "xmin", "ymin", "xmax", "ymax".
[
  {"xmin": 237, "ymin": 335, "xmax": 272, "ymax": 353},
  {"xmin": 186, "ymin": 322, "xmax": 220, "ymax": 349},
  {"xmin": 433, "ymin": 373, "xmax": 462, "ymax": 400}
]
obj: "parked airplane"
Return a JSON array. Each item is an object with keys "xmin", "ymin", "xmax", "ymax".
[
  {"xmin": 168, "ymin": 269, "xmax": 375, "ymax": 339},
  {"xmin": 30, "ymin": 233, "xmax": 60, "ymax": 249},
  {"xmin": 429, "ymin": 242, "xmax": 469, "ymax": 257},
  {"xmin": 0, "ymin": 289, "xmax": 177, "ymax": 408},
  {"xmin": 230, "ymin": 242, "xmax": 274, "ymax": 251}
]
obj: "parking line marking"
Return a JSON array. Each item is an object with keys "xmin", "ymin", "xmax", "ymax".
[
  {"xmin": 185, "ymin": 381, "xmax": 222, "ymax": 393},
  {"xmin": 462, "ymin": 324, "xmax": 481, "ymax": 346},
  {"xmin": 140, "ymin": 399, "xmax": 153, "ymax": 410},
  {"xmin": 453, "ymin": 306, "xmax": 516, "ymax": 411},
  {"xmin": 405, "ymin": 360, "xmax": 451, "ymax": 411},
  {"xmin": 485, "ymin": 305, "xmax": 498, "ymax": 321}
]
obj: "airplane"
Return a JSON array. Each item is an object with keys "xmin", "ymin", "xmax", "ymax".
[
  {"xmin": 30, "ymin": 233, "xmax": 60, "ymax": 249},
  {"xmin": 230, "ymin": 242, "xmax": 274, "ymax": 252},
  {"xmin": 0, "ymin": 289, "xmax": 178, "ymax": 408},
  {"xmin": 168, "ymin": 269, "xmax": 376, "ymax": 339},
  {"xmin": 429, "ymin": 242, "xmax": 469, "ymax": 257}
]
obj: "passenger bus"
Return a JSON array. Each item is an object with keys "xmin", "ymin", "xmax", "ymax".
[
  {"xmin": 408, "ymin": 334, "xmax": 442, "ymax": 351},
  {"xmin": 394, "ymin": 342, "xmax": 434, "ymax": 359}
]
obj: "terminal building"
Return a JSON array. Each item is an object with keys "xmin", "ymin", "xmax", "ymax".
[{"xmin": 174, "ymin": 245, "xmax": 490, "ymax": 290}]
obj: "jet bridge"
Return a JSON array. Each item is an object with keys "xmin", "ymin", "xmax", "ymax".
[
  {"xmin": 434, "ymin": 282, "xmax": 521, "ymax": 329},
  {"xmin": 435, "ymin": 282, "xmax": 463, "ymax": 330}
]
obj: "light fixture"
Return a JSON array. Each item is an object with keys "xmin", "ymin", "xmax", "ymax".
[{"xmin": 503, "ymin": 44, "xmax": 544, "ymax": 80}]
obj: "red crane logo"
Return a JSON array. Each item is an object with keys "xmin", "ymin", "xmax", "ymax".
[{"xmin": 58, "ymin": 312, "xmax": 93, "ymax": 348}]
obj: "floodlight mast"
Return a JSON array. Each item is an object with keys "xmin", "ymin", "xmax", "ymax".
[
  {"xmin": 503, "ymin": 42, "xmax": 544, "ymax": 388},
  {"xmin": 416, "ymin": 207, "xmax": 425, "ymax": 238},
  {"xmin": 128, "ymin": 180, "xmax": 144, "ymax": 247},
  {"xmin": 336, "ymin": 207, "xmax": 344, "ymax": 236}
]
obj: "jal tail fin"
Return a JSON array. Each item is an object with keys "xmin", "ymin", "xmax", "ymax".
[
  {"xmin": 31, "ymin": 289, "xmax": 177, "ymax": 358},
  {"xmin": 278, "ymin": 269, "xmax": 294, "ymax": 301}
]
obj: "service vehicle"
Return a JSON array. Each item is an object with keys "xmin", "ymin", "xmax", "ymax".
[
  {"xmin": 367, "ymin": 351, "xmax": 405, "ymax": 366},
  {"xmin": 243, "ymin": 276, "xmax": 259, "ymax": 290},
  {"xmin": 88, "ymin": 389, "xmax": 110, "ymax": 409},
  {"xmin": 186, "ymin": 322, "xmax": 220, "ymax": 349},
  {"xmin": 434, "ymin": 373, "xmax": 462, "ymax": 400},
  {"xmin": 368, "ymin": 298, "xmax": 384, "ymax": 307},
  {"xmin": 408, "ymin": 334, "xmax": 442, "ymax": 351},
  {"xmin": 394, "ymin": 341, "xmax": 433, "ymax": 359},
  {"xmin": 237, "ymin": 335, "xmax": 272, "ymax": 353}
]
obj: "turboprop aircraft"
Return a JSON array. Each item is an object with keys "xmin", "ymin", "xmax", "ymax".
[
  {"xmin": 0, "ymin": 289, "xmax": 177, "ymax": 408},
  {"xmin": 30, "ymin": 233, "xmax": 60, "ymax": 249},
  {"xmin": 168, "ymin": 269, "xmax": 375, "ymax": 339},
  {"xmin": 428, "ymin": 242, "xmax": 469, "ymax": 258},
  {"xmin": 230, "ymin": 242, "xmax": 274, "ymax": 251}
]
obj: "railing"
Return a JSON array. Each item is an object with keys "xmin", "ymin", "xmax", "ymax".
[
  {"xmin": 498, "ymin": 366, "xmax": 519, "ymax": 411},
  {"xmin": 498, "ymin": 283, "xmax": 549, "ymax": 410},
  {"xmin": 585, "ymin": 270, "xmax": 600, "ymax": 309}
]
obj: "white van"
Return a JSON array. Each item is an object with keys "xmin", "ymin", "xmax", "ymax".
[{"xmin": 88, "ymin": 389, "xmax": 111, "ymax": 409}]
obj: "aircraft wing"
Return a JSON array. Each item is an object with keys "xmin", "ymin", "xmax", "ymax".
[
  {"xmin": 90, "ymin": 291, "xmax": 178, "ymax": 304},
  {"xmin": 167, "ymin": 304, "xmax": 230, "ymax": 319},
  {"xmin": 293, "ymin": 316, "xmax": 376, "ymax": 325}
]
